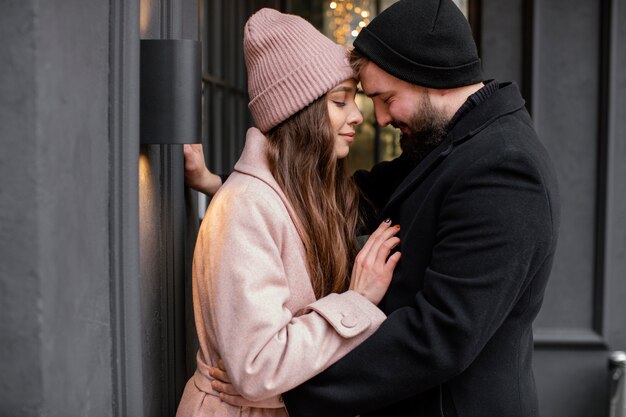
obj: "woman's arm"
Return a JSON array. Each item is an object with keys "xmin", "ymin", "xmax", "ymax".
[
  {"xmin": 206, "ymin": 221, "xmax": 401, "ymax": 407},
  {"xmin": 200, "ymin": 184, "xmax": 399, "ymax": 402}
]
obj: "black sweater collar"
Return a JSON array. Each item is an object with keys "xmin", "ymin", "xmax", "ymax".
[{"xmin": 448, "ymin": 80, "xmax": 499, "ymax": 130}]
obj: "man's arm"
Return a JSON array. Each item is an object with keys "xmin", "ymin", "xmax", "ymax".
[{"xmin": 283, "ymin": 147, "xmax": 558, "ymax": 417}]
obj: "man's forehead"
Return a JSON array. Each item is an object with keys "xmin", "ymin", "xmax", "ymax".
[
  {"xmin": 359, "ymin": 63, "xmax": 390, "ymax": 97},
  {"xmin": 359, "ymin": 80, "xmax": 387, "ymax": 98}
]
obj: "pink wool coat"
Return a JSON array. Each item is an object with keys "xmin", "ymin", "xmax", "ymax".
[{"xmin": 176, "ymin": 128, "xmax": 386, "ymax": 417}]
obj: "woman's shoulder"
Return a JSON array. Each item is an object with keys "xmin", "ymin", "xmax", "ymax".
[
  {"xmin": 211, "ymin": 171, "xmax": 289, "ymax": 217},
  {"xmin": 201, "ymin": 171, "xmax": 299, "ymax": 246}
]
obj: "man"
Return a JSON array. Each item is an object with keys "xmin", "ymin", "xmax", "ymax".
[{"xmin": 280, "ymin": 0, "xmax": 560, "ymax": 416}]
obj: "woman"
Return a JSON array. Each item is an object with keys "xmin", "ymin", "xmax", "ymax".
[{"xmin": 176, "ymin": 8, "xmax": 401, "ymax": 417}]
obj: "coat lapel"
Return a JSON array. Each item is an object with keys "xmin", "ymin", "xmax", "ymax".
[{"xmin": 380, "ymin": 137, "xmax": 453, "ymax": 218}]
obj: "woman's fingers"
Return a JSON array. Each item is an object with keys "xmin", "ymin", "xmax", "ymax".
[
  {"xmin": 183, "ymin": 144, "xmax": 203, "ymax": 170},
  {"xmin": 357, "ymin": 219, "xmax": 392, "ymax": 260},
  {"xmin": 375, "ymin": 234, "xmax": 400, "ymax": 265},
  {"xmin": 362, "ymin": 225, "xmax": 400, "ymax": 268},
  {"xmin": 385, "ymin": 251, "xmax": 402, "ymax": 274},
  {"xmin": 183, "ymin": 144, "xmax": 204, "ymax": 178},
  {"xmin": 350, "ymin": 221, "xmax": 401, "ymax": 305}
]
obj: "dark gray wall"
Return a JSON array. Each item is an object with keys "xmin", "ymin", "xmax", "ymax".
[
  {"xmin": 0, "ymin": 2, "xmax": 43, "ymax": 415},
  {"xmin": 1, "ymin": 0, "xmax": 144, "ymax": 415},
  {"xmin": 138, "ymin": 1, "xmax": 199, "ymax": 416},
  {"xmin": 0, "ymin": 0, "xmax": 114, "ymax": 416},
  {"xmin": 109, "ymin": 0, "xmax": 144, "ymax": 415},
  {"xmin": 605, "ymin": 0, "xmax": 626, "ymax": 354}
]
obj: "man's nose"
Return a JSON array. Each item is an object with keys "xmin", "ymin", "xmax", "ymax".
[{"xmin": 375, "ymin": 108, "xmax": 391, "ymax": 127}]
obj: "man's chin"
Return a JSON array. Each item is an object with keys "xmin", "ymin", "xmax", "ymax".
[{"xmin": 399, "ymin": 129, "xmax": 446, "ymax": 164}]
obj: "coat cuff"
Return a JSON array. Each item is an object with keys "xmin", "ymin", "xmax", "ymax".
[{"xmin": 304, "ymin": 291, "xmax": 386, "ymax": 338}]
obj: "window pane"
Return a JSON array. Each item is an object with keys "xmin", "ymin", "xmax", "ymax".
[
  {"xmin": 322, "ymin": 0, "xmax": 374, "ymax": 48},
  {"xmin": 346, "ymin": 92, "xmax": 376, "ymax": 174},
  {"xmin": 379, "ymin": 125, "xmax": 401, "ymax": 162},
  {"xmin": 380, "ymin": 0, "xmax": 397, "ymax": 12}
]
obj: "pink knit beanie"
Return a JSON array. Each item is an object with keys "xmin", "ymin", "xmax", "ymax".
[{"xmin": 244, "ymin": 8, "xmax": 354, "ymax": 133}]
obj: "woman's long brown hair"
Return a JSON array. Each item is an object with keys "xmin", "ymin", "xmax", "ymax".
[{"xmin": 266, "ymin": 95, "xmax": 360, "ymax": 298}]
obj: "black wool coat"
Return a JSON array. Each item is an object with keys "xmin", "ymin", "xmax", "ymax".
[{"xmin": 283, "ymin": 82, "xmax": 561, "ymax": 417}]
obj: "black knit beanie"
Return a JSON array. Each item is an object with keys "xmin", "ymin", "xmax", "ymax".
[{"xmin": 353, "ymin": 0, "xmax": 482, "ymax": 89}]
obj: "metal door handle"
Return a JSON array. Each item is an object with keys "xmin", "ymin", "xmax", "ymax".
[{"xmin": 610, "ymin": 351, "xmax": 626, "ymax": 417}]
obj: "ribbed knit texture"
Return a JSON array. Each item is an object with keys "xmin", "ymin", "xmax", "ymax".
[
  {"xmin": 244, "ymin": 8, "xmax": 354, "ymax": 132},
  {"xmin": 353, "ymin": 0, "xmax": 483, "ymax": 89},
  {"xmin": 448, "ymin": 79, "xmax": 498, "ymax": 128}
]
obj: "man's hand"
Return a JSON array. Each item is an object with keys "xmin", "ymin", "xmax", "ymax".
[{"xmin": 209, "ymin": 359, "xmax": 284, "ymax": 409}]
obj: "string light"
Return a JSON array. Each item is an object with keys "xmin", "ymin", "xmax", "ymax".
[{"xmin": 324, "ymin": 0, "xmax": 372, "ymax": 47}]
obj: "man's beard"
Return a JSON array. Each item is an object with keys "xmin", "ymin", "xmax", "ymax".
[{"xmin": 398, "ymin": 96, "xmax": 449, "ymax": 164}]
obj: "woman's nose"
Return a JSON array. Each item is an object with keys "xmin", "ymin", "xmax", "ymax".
[{"xmin": 349, "ymin": 107, "xmax": 364, "ymax": 126}]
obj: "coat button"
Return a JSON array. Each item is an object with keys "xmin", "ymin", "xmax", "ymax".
[{"xmin": 341, "ymin": 315, "xmax": 358, "ymax": 328}]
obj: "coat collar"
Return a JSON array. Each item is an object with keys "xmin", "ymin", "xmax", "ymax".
[
  {"xmin": 233, "ymin": 127, "xmax": 307, "ymax": 239},
  {"xmin": 380, "ymin": 82, "xmax": 527, "ymax": 217},
  {"xmin": 234, "ymin": 127, "xmax": 277, "ymax": 188},
  {"xmin": 447, "ymin": 81, "xmax": 525, "ymax": 144}
]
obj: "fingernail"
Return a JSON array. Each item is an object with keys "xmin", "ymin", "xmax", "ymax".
[
  {"xmin": 395, "ymin": 225, "xmax": 400, "ymax": 229},
  {"xmin": 384, "ymin": 218, "xmax": 391, "ymax": 223}
]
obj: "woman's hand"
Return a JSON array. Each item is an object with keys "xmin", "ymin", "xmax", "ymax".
[
  {"xmin": 349, "ymin": 219, "xmax": 401, "ymax": 305},
  {"xmin": 209, "ymin": 360, "xmax": 284, "ymax": 408},
  {"xmin": 183, "ymin": 144, "xmax": 223, "ymax": 195}
]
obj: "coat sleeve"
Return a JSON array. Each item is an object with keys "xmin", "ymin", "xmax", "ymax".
[
  {"xmin": 282, "ymin": 146, "xmax": 559, "ymax": 417},
  {"xmin": 197, "ymin": 180, "xmax": 386, "ymax": 402}
]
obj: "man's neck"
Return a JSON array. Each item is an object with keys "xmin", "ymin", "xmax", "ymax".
[
  {"xmin": 447, "ymin": 80, "xmax": 499, "ymax": 129},
  {"xmin": 439, "ymin": 82, "xmax": 486, "ymax": 121}
]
